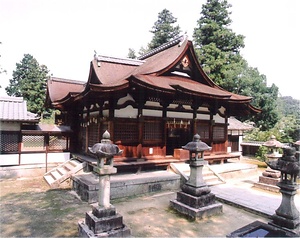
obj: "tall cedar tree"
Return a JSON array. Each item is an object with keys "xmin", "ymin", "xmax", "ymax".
[
  {"xmin": 193, "ymin": 0, "xmax": 245, "ymax": 88},
  {"xmin": 6, "ymin": 54, "xmax": 49, "ymax": 116},
  {"xmin": 193, "ymin": 0, "xmax": 278, "ymax": 130},
  {"xmin": 148, "ymin": 9, "xmax": 181, "ymax": 50}
]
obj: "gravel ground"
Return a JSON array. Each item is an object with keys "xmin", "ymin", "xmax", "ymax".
[{"xmin": 0, "ymin": 175, "xmax": 269, "ymax": 237}]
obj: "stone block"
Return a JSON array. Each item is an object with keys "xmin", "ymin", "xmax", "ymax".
[
  {"xmin": 78, "ymin": 219, "xmax": 131, "ymax": 238},
  {"xmin": 170, "ymin": 199, "xmax": 222, "ymax": 220},
  {"xmin": 176, "ymin": 191, "xmax": 216, "ymax": 208},
  {"xmin": 85, "ymin": 211, "xmax": 123, "ymax": 234},
  {"xmin": 259, "ymin": 176, "xmax": 280, "ymax": 186}
]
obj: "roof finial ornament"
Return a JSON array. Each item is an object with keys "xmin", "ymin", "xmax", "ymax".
[
  {"xmin": 94, "ymin": 50, "xmax": 97, "ymax": 59},
  {"xmin": 178, "ymin": 32, "xmax": 188, "ymax": 47}
]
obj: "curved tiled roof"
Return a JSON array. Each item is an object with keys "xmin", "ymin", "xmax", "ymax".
[
  {"xmin": 46, "ymin": 77, "xmax": 85, "ymax": 103},
  {"xmin": 133, "ymin": 74, "xmax": 232, "ymax": 99},
  {"xmin": 46, "ymin": 36, "xmax": 261, "ymax": 115}
]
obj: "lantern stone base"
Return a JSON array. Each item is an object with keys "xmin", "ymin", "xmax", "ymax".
[
  {"xmin": 170, "ymin": 189, "xmax": 222, "ymax": 219},
  {"xmin": 78, "ymin": 204, "xmax": 131, "ymax": 237},
  {"xmin": 254, "ymin": 168, "xmax": 280, "ymax": 193}
]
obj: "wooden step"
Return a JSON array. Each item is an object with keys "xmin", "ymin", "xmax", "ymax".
[
  {"xmin": 63, "ymin": 162, "xmax": 76, "ymax": 171},
  {"xmin": 51, "ymin": 170, "xmax": 61, "ymax": 180},
  {"xmin": 57, "ymin": 167, "xmax": 68, "ymax": 175},
  {"xmin": 44, "ymin": 174, "xmax": 55, "ymax": 185},
  {"xmin": 43, "ymin": 159, "xmax": 86, "ymax": 188}
]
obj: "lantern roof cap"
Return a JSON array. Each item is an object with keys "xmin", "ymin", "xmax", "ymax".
[
  {"xmin": 182, "ymin": 134, "xmax": 212, "ymax": 152},
  {"xmin": 263, "ymin": 135, "xmax": 284, "ymax": 148}
]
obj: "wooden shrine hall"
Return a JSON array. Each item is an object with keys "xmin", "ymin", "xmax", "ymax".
[{"xmin": 46, "ymin": 36, "xmax": 260, "ymax": 171}]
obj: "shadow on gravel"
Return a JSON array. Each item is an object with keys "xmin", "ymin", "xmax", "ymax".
[{"xmin": 0, "ymin": 188, "xmax": 90, "ymax": 237}]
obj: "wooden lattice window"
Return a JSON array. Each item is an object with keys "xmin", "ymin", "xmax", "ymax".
[
  {"xmin": 88, "ymin": 121, "xmax": 99, "ymax": 147},
  {"xmin": 143, "ymin": 120, "xmax": 163, "ymax": 141},
  {"xmin": 213, "ymin": 125, "xmax": 226, "ymax": 141},
  {"xmin": 49, "ymin": 135, "xmax": 68, "ymax": 151},
  {"xmin": 0, "ymin": 131, "xmax": 19, "ymax": 153},
  {"xmin": 114, "ymin": 120, "xmax": 138, "ymax": 143},
  {"xmin": 80, "ymin": 126, "xmax": 87, "ymax": 151},
  {"xmin": 22, "ymin": 135, "xmax": 45, "ymax": 151},
  {"xmin": 196, "ymin": 123, "xmax": 210, "ymax": 140}
]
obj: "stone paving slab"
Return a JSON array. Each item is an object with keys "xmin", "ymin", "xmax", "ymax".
[{"xmin": 211, "ymin": 183, "xmax": 300, "ymax": 218}]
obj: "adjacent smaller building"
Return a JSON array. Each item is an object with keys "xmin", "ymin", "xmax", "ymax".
[
  {"xmin": 227, "ymin": 117, "xmax": 253, "ymax": 153},
  {"xmin": 0, "ymin": 96, "xmax": 71, "ymax": 170}
]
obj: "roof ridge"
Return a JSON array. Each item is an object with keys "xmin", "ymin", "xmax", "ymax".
[
  {"xmin": 0, "ymin": 96, "xmax": 24, "ymax": 102},
  {"xmin": 138, "ymin": 35, "xmax": 187, "ymax": 60},
  {"xmin": 95, "ymin": 55, "xmax": 145, "ymax": 66},
  {"xmin": 49, "ymin": 77, "xmax": 85, "ymax": 84}
]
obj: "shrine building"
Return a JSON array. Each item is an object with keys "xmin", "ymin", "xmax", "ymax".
[{"xmin": 46, "ymin": 36, "xmax": 260, "ymax": 167}]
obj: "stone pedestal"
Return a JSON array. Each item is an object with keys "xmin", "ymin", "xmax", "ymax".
[
  {"xmin": 170, "ymin": 160, "xmax": 222, "ymax": 219},
  {"xmin": 254, "ymin": 168, "xmax": 281, "ymax": 192},
  {"xmin": 78, "ymin": 205, "xmax": 130, "ymax": 237},
  {"xmin": 269, "ymin": 182, "xmax": 300, "ymax": 231}
]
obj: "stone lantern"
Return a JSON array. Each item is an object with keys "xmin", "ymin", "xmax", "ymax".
[
  {"xmin": 228, "ymin": 146, "xmax": 299, "ymax": 237},
  {"xmin": 267, "ymin": 146, "xmax": 300, "ymax": 231},
  {"xmin": 170, "ymin": 134, "xmax": 222, "ymax": 219},
  {"xmin": 254, "ymin": 136, "xmax": 283, "ymax": 192},
  {"xmin": 78, "ymin": 130, "xmax": 131, "ymax": 237},
  {"xmin": 263, "ymin": 135, "xmax": 284, "ymax": 159}
]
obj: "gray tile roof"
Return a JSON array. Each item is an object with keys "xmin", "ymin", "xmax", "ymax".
[
  {"xmin": 228, "ymin": 117, "xmax": 253, "ymax": 131},
  {"xmin": 0, "ymin": 96, "xmax": 39, "ymax": 122}
]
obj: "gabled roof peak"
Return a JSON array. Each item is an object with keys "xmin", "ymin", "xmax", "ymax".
[{"xmin": 138, "ymin": 34, "xmax": 188, "ymax": 60}]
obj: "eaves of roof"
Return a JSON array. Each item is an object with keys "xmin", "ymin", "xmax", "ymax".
[
  {"xmin": 132, "ymin": 74, "xmax": 251, "ymax": 102},
  {"xmin": 46, "ymin": 77, "xmax": 85, "ymax": 106}
]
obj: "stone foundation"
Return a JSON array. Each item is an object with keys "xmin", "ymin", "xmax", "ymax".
[
  {"xmin": 254, "ymin": 176, "xmax": 280, "ymax": 193},
  {"xmin": 72, "ymin": 171, "xmax": 180, "ymax": 203},
  {"xmin": 170, "ymin": 189, "xmax": 222, "ymax": 219},
  {"xmin": 78, "ymin": 204, "xmax": 131, "ymax": 237}
]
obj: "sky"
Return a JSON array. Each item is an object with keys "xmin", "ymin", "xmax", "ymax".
[{"xmin": 0, "ymin": 0, "xmax": 299, "ymax": 100}]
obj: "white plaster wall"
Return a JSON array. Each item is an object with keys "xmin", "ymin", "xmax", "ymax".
[
  {"xmin": 145, "ymin": 101, "xmax": 161, "ymax": 107},
  {"xmin": 21, "ymin": 153, "xmax": 47, "ymax": 164},
  {"xmin": 47, "ymin": 152, "xmax": 70, "ymax": 163},
  {"xmin": 115, "ymin": 106, "xmax": 138, "ymax": 118},
  {"xmin": 0, "ymin": 152, "xmax": 70, "ymax": 166},
  {"xmin": 0, "ymin": 122, "xmax": 20, "ymax": 131},
  {"xmin": 167, "ymin": 111, "xmax": 193, "ymax": 119},
  {"xmin": 238, "ymin": 135, "xmax": 243, "ymax": 152},
  {"xmin": 196, "ymin": 114, "xmax": 210, "ymax": 120},
  {"xmin": 0, "ymin": 154, "xmax": 19, "ymax": 166},
  {"xmin": 103, "ymin": 109, "xmax": 109, "ymax": 117},
  {"xmin": 143, "ymin": 109, "xmax": 162, "ymax": 117},
  {"xmin": 214, "ymin": 114, "xmax": 225, "ymax": 123},
  {"xmin": 118, "ymin": 94, "xmax": 134, "ymax": 104}
]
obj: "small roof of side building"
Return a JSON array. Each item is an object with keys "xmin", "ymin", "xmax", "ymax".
[
  {"xmin": 0, "ymin": 96, "xmax": 40, "ymax": 122},
  {"xmin": 228, "ymin": 117, "xmax": 254, "ymax": 131}
]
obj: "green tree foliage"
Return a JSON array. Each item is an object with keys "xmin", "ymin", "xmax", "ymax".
[
  {"xmin": 148, "ymin": 8, "xmax": 181, "ymax": 50},
  {"xmin": 277, "ymin": 96, "xmax": 300, "ymax": 119},
  {"xmin": 277, "ymin": 96, "xmax": 300, "ymax": 141},
  {"xmin": 193, "ymin": 0, "xmax": 279, "ymax": 130},
  {"xmin": 5, "ymin": 54, "xmax": 49, "ymax": 116},
  {"xmin": 193, "ymin": 0, "xmax": 245, "ymax": 87},
  {"xmin": 127, "ymin": 48, "xmax": 137, "ymax": 59}
]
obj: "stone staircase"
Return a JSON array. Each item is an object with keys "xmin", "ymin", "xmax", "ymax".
[
  {"xmin": 44, "ymin": 159, "xmax": 86, "ymax": 188},
  {"xmin": 170, "ymin": 162, "xmax": 225, "ymax": 186}
]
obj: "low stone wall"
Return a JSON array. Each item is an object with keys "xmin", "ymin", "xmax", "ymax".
[{"xmin": 71, "ymin": 171, "xmax": 181, "ymax": 203}]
